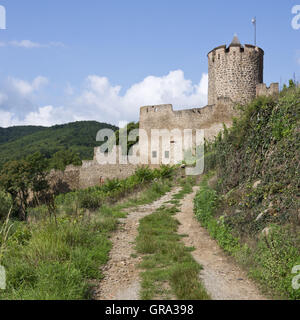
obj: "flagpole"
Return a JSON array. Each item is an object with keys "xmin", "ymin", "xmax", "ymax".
[
  {"xmin": 252, "ymin": 17, "xmax": 257, "ymax": 46},
  {"xmin": 254, "ymin": 17, "xmax": 256, "ymax": 46}
]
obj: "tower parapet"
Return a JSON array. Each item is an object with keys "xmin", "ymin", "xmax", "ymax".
[
  {"xmin": 256, "ymin": 83, "xmax": 279, "ymax": 98},
  {"xmin": 207, "ymin": 35, "xmax": 264, "ymax": 105}
]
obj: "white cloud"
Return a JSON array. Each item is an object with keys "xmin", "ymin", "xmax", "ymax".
[
  {"xmin": 123, "ymin": 70, "xmax": 208, "ymax": 112},
  {"xmin": 71, "ymin": 70, "xmax": 208, "ymax": 124},
  {"xmin": 0, "ymin": 70, "xmax": 208, "ymax": 127},
  {"xmin": 10, "ymin": 40, "xmax": 43, "ymax": 48},
  {"xmin": 0, "ymin": 76, "xmax": 49, "ymax": 123},
  {"xmin": 1, "ymin": 40, "xmax": 66, "ymax": 48},
  {"xmin": 23, "ymin": 106, "xmax": 71, "ymax": 127},
  {"xmin": 0, "ymin": 110, "xmax": 13, "ymax": 127},
  {"xmin": 7, "ymin": 76, "xmax": 48, "ymax": 95}
]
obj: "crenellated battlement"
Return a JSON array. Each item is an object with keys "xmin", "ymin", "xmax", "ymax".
[
  {"xmin": 140, "ymin": 104, "xmax": 217, "ymax": 123},
  {"xmin": 208, "ymin": 44, "xmax": 264, "ymax": 60},
  {"xmin": 140, "ymin": 104, "xmax": 173, "ymax": 116},
  {"xmin": 256, "ymin": 83, "xmax": 279, "ymax": 98}
]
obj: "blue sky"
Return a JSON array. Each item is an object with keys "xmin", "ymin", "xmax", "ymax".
[{"xmin": 0, "ymin": 0, "xmax": 299, "ymax": 127}]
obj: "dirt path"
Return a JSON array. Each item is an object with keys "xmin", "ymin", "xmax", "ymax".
[
  {"xmin": 176, "ymin": 187, "xmax": 267, "ymax": 300},
  {"xmin": 95, "ymin": 187, "xmax": 180, "ymax": 300}
]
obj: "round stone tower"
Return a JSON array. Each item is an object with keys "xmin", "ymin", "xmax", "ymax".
[{"xmin": 207, "ymin": 35, "xmax": 264, "ymax": 105}]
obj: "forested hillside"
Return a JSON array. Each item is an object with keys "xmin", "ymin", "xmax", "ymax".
[
  {"xmin": 0, "ymin": 126, "xmax": 46, "ymax": 145},
  {"xmin": 0, "ymin": 121, "xmax": 118, "ymax": 169}
]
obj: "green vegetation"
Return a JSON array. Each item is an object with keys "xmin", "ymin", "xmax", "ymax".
[
  {"xmin": 195, "ymin": 176, "xmax": 300, "ymax": 300},
  {"xmin": 0, "ymin": 126, "xmax": 45, "ymax": 145},
  {"xmin": 196, "ymin": 83, "xmax": 300, "ymax": 299},
  {"xmin": 105, "ymin": 121, "xmax": 139, "ymax": 155},
  {"xmin": 115, "ymin": 122, "xmax": 139, "ymax": 155},
  {"xmin": 194, "ymin": 176, "xmax": 242, "ymax": 256},
  {"xmin": 0, "ymin": 166, "xmax": 177, "ymax": 300},
  {"xmin": 0, "ymin": 121, "xmax": 118, "ymax": 170},
  {"xmin": 136, "ymin": 178, "xmax": 210, "ymax": 300},
  {"xmin": 0, "ymin": 152, "xmax": 49, "ymax": 220},
  {"xmin": 49, "ymin": 150, "xmax": 82, "ymax": 171},
  {"xmin": 54, "ymin": 165, "xmax": 177, "ymax": 211},
  {"xmin": 0, "ymin": 191, "xmax": 12, "ymax": 220}
]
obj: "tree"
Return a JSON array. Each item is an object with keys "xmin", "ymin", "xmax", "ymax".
[
  {"xmin": 0, "ymin": 152, "xmax": 50, "ymax": 221},
  {"xmin": 27, "ymin": 152, "xmax": 50, "ymax": 206},
  {"xmin": 289, "ymin": 79, "xmax": 296, "ymax": 88},
  {"xmin": 0, "ymin": 160, "xmax": 31, "ymax": 220},
  {"xmin": 49, "ymin": 150, "xmax": 82, "ymax": 171}
]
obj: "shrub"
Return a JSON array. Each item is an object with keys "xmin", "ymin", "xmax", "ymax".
[
  {"xmin": 250, "ymin": 226, "xmax": 300, "ymax": 300},
  {"xmin": 78, "ymin": 190, "xmax": 105, "ymax": 210},
  {"xmin": 134, "ymin": 166, "xmax": 155, "ymax": 183},
  {"xmin": 154, "ymin": 165, "xmax": 177, "ymax": 179},
  {"xmin": 102, "ymin": 178, "xmax": 122, "ymax": 193}
]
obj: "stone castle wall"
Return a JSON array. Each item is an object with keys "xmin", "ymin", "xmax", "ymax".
[
  {"xmin": 48, "ymin": 160, "xmax": 136, "ymax": 191},
  {"xmin": 208, "ymin": 45, "xmax": 264, "ymax": 105},
  {"xmin": 139, "ymin": 100, "xmax": 237, "ymax": 165},
  {"xmin": 78, "ymin": 153, "xmax": 137, "ymax": 189}
]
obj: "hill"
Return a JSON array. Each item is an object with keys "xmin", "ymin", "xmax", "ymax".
[
  {"xmin": 195, "ymin": 83, "xmax": 300, "ymax": 299},
  {"xmin": 0, "ymin": 126, "xmax": 46, "ymax": 145},
  {"xmin": 0, "ymin": 121, "xmax": 118, "ymax": 168}
]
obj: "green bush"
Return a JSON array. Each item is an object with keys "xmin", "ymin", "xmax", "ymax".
[
  {"xmin": 154, "ymin": 165, "xmax": 177, "ymax": 179},
  {"xmin": 194, "ymin": 178, "xmax": 241, "ymax": 255},
  {"xmin": 134, "ymin": 166, "xmax": 155, "ymax": 183},
  {"xmin": 102, "ymin": 178, "xmax": 122, "ymax": 193},
  {"xmin": 250, "ymin": 226, "xmax": 300, "ymax": 300},
  {"xmin": 78, "ymin": 189, "xmax": 105, "ymax": 210}
]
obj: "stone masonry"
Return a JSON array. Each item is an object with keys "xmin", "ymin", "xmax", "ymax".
[
  {"xmin": 51, "ymin": 35, "xmax": 279, "ymax": 190},
  {"xmin": 208, "ymin": 35, "xmax": 264, "ymax": 105}
]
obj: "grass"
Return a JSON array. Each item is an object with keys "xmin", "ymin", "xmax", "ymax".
[
  {"xmin": 194, "ymin": 174, "xmax": 300, "ymax": 300},
  {"xmin": 135, "ymin": 177, "xmax": 210, "ymax": 300},
  {"xmin": 119, "ymin": 179, "xmax": 173, "ymax": 208},
  {"xmin": 0, "ymin": 212, "xmax": 114, "ymax": 299},
  {"xmin": 0, "ymin": 167, "xmax": 177, "ymax": 300}
]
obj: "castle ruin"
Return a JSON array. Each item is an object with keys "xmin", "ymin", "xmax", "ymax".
[
  {"xmin": 138, "ymin": 35, "xmax": 278, "ymax": 166},
  {"xmin": 52, "ymin": 35, "xmax": 279, "ymax": 190}
]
